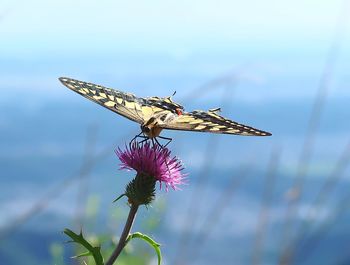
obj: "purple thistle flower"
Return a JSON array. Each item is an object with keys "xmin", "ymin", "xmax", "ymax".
[{"xmin": 116, "ymin": 142, "xmax": 186, "ymax": 191}]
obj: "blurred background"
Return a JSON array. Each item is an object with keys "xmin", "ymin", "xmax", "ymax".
[{"xmin": 1, "ymin": 0, "xmax": 350, "ymax": 264}]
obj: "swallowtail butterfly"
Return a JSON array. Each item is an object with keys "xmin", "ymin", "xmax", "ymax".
[{"xmin": 59, "ymin": 77, "xmax": 271, "ymax": 143}]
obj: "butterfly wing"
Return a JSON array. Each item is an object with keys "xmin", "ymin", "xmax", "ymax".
[
  {"xmin": 159, "ymin": 110, "xmax": 272, "ymax": 136},
  {"xmin": 59, "ymin": 77, "xmax": 145, "ymax": 124}
]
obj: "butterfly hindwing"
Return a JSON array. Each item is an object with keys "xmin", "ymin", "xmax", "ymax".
[
  {"xmin": 159, "ymin": 110, "xmax": 271, "ymax": 136},
  {"xmin": 59, "ymin": 77, "xmax": 145, "ymax": 124}
]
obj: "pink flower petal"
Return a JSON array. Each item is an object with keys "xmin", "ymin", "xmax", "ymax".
[{"xmin": 116, "ymin": 142, "xmax": 186, "ymax": 190}]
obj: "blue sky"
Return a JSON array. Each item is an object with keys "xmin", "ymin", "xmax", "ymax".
[{"xmin": 1, "ymin": 0, "xmax": 347, "ymax": 55}]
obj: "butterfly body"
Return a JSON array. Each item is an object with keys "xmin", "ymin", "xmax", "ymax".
[{"xmin": 59, "ymin": 77, "xmax": 271, "ymax": 138}]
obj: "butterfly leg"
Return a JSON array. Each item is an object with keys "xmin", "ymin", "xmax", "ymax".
[
  {"xmin": 150, "ymin": 138, "xmax": 159, "ymax": 161},
  {"xmin": 153, "ymin": 136, "xmax": 169, "ymax": 149},
  {"xmin": 153, "ymin": 137, "xmax": 173, "ymax": 176},
  {"xmin": 151, "ymin": 138, "xmax": 157, "ymax": 148},
  {"xmin": 138, "ymin": 137, "xmax": 149, "ymax": 145},
  {"xmin": 130, "ymin": 131, "xmax": 148, "ymax": 149},
  {"xmin": 130, "ymin": 131, "xmax": 143, "ymax": 143},
  {"xmin": 158, "ymin": 136, "xmax": 173, "ymax": 148}
]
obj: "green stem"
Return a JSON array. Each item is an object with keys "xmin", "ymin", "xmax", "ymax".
[{"xmin": 105, "ymin": 203, "xmax": 139, "ymax": 265}]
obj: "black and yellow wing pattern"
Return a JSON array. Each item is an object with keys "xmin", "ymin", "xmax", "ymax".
[
  {"xmin": 59, "ymin": 77, "xmax": 180, "ymax": 125},
  {"xmin": 59, "ymin": 77, "xmax": 271, "ymax": 137},
  {"xmin": 158, "ymin": 109, "xmax": 271, "ymax": 136}
]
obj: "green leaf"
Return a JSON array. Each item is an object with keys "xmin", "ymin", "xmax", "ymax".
[
  {"xmin": 126, "ymin": 232, "xmax": 162, "ymax": 265},
  {"xmin": 64, "ymin": 228, "xmax": 104, "ymax": 265}
]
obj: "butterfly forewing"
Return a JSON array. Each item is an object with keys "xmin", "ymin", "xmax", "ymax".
[
  {"xmin": 159, "ymin": 110, "xmax": 271, "ymax": 136},
  {"xmin": 59, "ymin": 77, "xmax": 146, "ymax": 124}
]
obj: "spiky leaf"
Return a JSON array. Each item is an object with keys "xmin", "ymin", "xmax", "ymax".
[{"xmin": 64, "ymin": 228, "xmax": 104, "ymax": 265}]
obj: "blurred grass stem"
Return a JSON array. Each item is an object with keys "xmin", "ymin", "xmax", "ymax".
[{"xmin": 278, "ymin": 0, "xmax": 348, "ymax": 263}]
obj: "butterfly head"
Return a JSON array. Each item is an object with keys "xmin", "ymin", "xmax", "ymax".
[
  {"xmin": 141, "ymin": 125, "xmax": 163, "ymax": 138},
  {"xmin": 141, "ymin": 117, "xmax": 163, "ymax": 138}
]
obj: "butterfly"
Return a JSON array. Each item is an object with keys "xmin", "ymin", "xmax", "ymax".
[{"xmin": 59, "ymin": 77, "xmax": 271, "ymax": 145}]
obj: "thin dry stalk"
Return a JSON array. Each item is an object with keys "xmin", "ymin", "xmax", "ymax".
[
  {"xmin": 278, "ymin": 1, "xmax": 347, "ymax": 263},
  {"xmin": 252, "ymin": 147, "xmax": 281, "ymax": 265}
]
